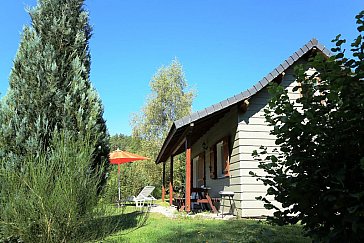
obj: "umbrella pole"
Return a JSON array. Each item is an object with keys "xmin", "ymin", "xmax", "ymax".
[{"xmin": 118, "ymin": 164, "xmax": 121, "ymax": 207}]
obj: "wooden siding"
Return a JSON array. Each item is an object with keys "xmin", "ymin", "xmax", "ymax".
[
  {"xmin": 237, "ymin": 64, "xmax": 300, "ymax": 217},
  {"xmin": 189, "ymin": 63, "xmax": 306, "ymax": 217},
  {"xmin": 190, "ymin": 105, "xmax": 241, "ymax": 215}
]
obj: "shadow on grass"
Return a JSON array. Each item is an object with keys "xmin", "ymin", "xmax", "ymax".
[
  {"xmin": 78, "ymin": 206, "xmax": 150, "ymax": 242},
  {"xmin": 155, "ymin": 219, "xmax": 309, "ymax": 243}
]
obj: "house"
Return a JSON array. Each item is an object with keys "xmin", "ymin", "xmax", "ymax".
[{"xmin": 155, "ymin": 38, "xmax": 331, "ymax": 217}]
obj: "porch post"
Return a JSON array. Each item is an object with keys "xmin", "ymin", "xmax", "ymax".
[
  {"xmin": 203, "ymin": 152, "xmax": 206, "ymax": 186},
  {"xmin": 185, "ymin": 139, "xmax": 192, "ymax": 212},
  {"xmin": 169, "ymin": 156, "xmax": 174, "ymax": 206},
  {"xmin": 162, "ymin": 162, "xmax": 165, "ymax": 202}
]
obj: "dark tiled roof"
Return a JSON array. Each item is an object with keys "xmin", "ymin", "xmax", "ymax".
[
  {"xmin": 173, "ymin": 38, "xmax": 330, "ymax": 130},
  {"xmin": 156, "ymin": 38, "xmax": 331, "ymax": 163}
]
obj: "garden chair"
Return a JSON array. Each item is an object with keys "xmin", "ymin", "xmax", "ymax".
[{"xmin": 127, "ymin": 186, "xmax": 156, "ymax": 207}]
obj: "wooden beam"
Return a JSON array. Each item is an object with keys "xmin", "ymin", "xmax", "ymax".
[
  {"xmin": 169, "ymin": 156, "xmax": 174, "ymax": 206},
  {"xmin": 171, "ymin": 122, "xmax": 195, "ymax": 157},
  {"xmin": 162, "ymin": 162, "xmax": 165, "ymax": 202},
  {"xmin": 171, "ymin": 136, "xmax": 186, "ymax": 156},
  {"xmin": 156, "ymin": 126, "xmax": 176, "ymax": 164},
  {"xmin": 239, "ymin": 99, "xmax": 250, "ymax": 113},
  {"xmin": 185, "ymin": 139, "xmax": 192, "ymax": 212}
]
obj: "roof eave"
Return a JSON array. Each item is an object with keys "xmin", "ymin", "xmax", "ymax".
[
  {"xmin": 155, "ymin": 123, "xmax": 177, "ymax": 164},
  {"xmin": 155, "ymin": 38, "xmax": 331, "ymax": 164}
]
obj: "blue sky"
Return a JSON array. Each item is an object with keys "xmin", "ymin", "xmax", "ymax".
[{"xmin": 0, "ymin": 1, "xmax": 362, "ymax": 135}]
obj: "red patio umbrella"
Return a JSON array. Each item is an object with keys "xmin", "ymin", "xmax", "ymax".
[{"xmin": 109, "ymin": 149, "xmax": 149, "ymax": 206}]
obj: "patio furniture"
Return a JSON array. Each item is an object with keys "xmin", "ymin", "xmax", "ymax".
[
  {"xmin": 109, "ymin": 149, "xmax": 149, "ymax": 207},
  {"xmin": 174, "ymin": 197, "xmax": 186, "ymax": 211},
  {"xmin": 194, "ymin": 187, "xmax": 218, "ymax": 213},
  {"xmin": 173, "ymin": 187, "xmax": 219, "ymax": 213},
  {"xmin": 219, "ymin": 191, "xmax": 235, "ymax": 218},
  {"xmin": 127, "ymin": 186, "xmax": 156, "ymax": 207}
]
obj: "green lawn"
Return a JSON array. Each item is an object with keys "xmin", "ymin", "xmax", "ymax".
[{"xmin": 89, "ymin": 205, "xmax": 310, "ymax": 243}]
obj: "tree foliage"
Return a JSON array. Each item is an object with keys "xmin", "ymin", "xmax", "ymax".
[
  {"xmin": 130, "ymin": 58, "xmax": 195, "ymax": 196},
  {"xmin": 103, "ymin": 134, "xmax": 142, "ymax": 202},
  {"xmin": 0, "ymin": 0, "xmax": 110, "ymax": 240},
  {"xmin": 0, "ymin": 0, "xmax": 109, "ymax": 171},
  {"xmin": 110, "ymin": 133, "xmax": 140, "ymax": 152},
  {"xmin": 0, "ymin": 131, "xmax": 105, "ymax": 242},
  {"xmin": 253, "ymin": 11, "xmax": 364, "ymax": 242},
  {"xmin": 132, "ymin": 58, "xmax": 194, "ymax": 143}
]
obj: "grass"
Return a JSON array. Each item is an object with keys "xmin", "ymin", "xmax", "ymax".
[{"xmin": 89, "ymin": 204, "xmax": 310, "ymax": 243}]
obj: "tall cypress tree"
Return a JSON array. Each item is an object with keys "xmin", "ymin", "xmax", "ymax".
[{"xmin": 0, "ymin": 0, "xmax": 108, "ymax": 172}]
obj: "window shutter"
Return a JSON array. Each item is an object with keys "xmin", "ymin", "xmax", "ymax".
[
  {"xmin": 209, "ymin": 146, "xmax": 217, "ymax": 179},
  {"xmin": 223, "ymin": 136, "xmax": 230, "ymax": 177}
]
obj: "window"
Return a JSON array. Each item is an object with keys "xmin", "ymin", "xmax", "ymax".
[
  {"xmin": 216, "ymin": 141, "xmax": 225, "ymax": 177},
  {"xmin": 193, "ymin": 153, "xmax": 205, "ymax": 187},
  {"xmin": 210, "ymin": 136, "xmax": 230, "ymax": 179}
]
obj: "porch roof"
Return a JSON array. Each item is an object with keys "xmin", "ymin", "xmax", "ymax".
[{"xmin": 155, "ymin": 38, "xmax": 331, "ymax": 164}]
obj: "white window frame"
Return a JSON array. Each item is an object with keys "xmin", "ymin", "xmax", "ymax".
[{"xmin": 216, "ymin": 141, "xmax": 225, "ymax": 178}]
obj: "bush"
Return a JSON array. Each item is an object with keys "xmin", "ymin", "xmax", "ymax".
[
  {"xmin": 252, "ymin": 11, "xmax": 364, "ymax": 242},
  {"xmin": 0, "ymin": 131, "xmax": 105, "ymax": 242}
]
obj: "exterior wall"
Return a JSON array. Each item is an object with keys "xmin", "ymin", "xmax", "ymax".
[
  {"xmin": 237, "ymin": 64, "xmax": 302, "ymax": 217},
  {"xmin": 190, "ymin": 62, "xmax": 308, "ymax": 217},
  {"xmin": 191, "ymin": 105, "xmax": 241, "ymax": 215}
]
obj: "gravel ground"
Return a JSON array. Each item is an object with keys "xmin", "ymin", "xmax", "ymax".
[{"xmin": 149, "ymin": 205, "xmax": 235, "ymax": 220}]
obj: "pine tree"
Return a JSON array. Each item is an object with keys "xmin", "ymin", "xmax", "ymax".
[{"xmin": 0, "ymin": 0, "xmax": 108, "ymax": 172}]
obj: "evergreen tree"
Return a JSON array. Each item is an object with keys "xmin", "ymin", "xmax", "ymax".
[
  {"xmin": 110, "ymin": 133, "xmax": 140, "ymax": 152},
  {"xmin": 0, "ymin": 0, "xmax": 108, "ymax": 172}
]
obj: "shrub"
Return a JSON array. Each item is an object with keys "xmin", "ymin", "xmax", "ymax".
[
  {"xmin": 0, "ymin": 131, "xmax": 105, "ymax": 242},
  {"xmin": 252, "ymin": 11, "xmax": 364, "ymax": 242}
]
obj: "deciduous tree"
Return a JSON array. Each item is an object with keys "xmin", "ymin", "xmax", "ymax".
[{"xmin": 131, "ymin": 58, "xmax": 195, "ymax": 195}]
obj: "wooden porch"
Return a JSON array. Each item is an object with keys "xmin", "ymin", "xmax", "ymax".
[
  {"xmin": 172, "ymin": 187, "xmax": 219, "ymax": 213},
  {"xmin": 160, "ymin": 123, "xmax": 221, "ymax": 213},
  {"xmin": 156, "ymin": 100, "xmax": 238, "ymax": 213}
]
